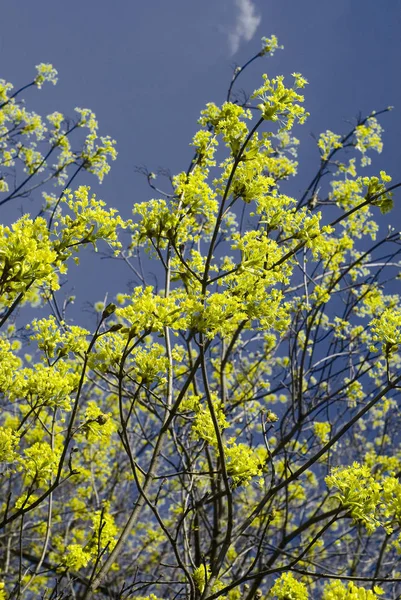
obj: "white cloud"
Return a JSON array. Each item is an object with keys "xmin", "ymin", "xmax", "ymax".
[{"xmin": 227, "ymin": 0, "xmax": 261, "ymax": 56}]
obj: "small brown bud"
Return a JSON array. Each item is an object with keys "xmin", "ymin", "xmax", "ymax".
[
  {"xmin": 96, "ymin": 415, "xmax": 108, "ymax": 426},
  {"xmin": 102, "ymin": 303, "xmax": 116, "ymax": 318}
]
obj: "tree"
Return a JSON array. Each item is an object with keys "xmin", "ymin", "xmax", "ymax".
[{"xmin": 0, "ymin": 34, "xmax": 401, "ymax": 600}]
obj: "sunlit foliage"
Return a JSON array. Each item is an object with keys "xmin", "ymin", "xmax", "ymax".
[{"xmin": 0, "ymin": 39, "xmax": 400, "ymax": 600}]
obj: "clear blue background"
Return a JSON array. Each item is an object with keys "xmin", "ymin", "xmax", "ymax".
[{"xmin": 1, "ymin": 0, "xmax": 400, "ymax": 318}]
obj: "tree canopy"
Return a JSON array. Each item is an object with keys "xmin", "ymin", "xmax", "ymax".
[{"xmin": 1, "ymin": 35, "xmax": 401, "ymax": 600}]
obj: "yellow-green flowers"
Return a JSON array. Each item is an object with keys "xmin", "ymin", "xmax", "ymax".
[
  {"xmin": 34, "ymin": 63, "xmax": 58, "ymax": 88},
  {"xmin": 269, "ymin": 573, "xmax": 308, "ymax": 599},
  {"xmin": 0, "ymin": 33, "xmax": 400, "ymax": 600}
]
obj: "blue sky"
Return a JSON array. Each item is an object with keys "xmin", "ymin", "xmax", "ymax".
[{"xmin": 1, "ymin": 0, "xmax": 400, "ymax": 317}]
